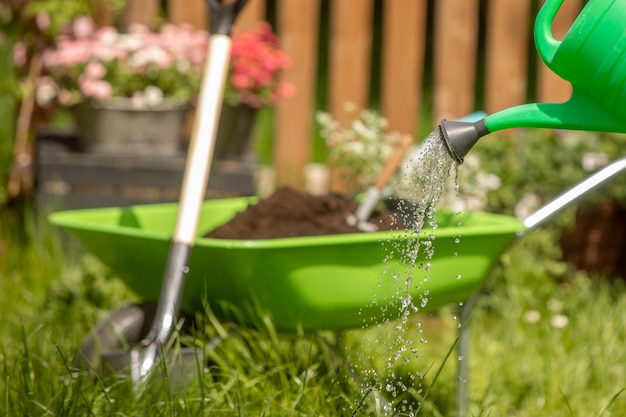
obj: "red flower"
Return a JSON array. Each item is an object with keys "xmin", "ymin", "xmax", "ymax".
[{"xmin": 225, "ymin": 22, "xmax": 294, "ymax": 108}]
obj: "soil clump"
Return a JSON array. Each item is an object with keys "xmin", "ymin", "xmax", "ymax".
[{"xmin": 205, "ymin": 187, "xmax": 400, "ymax": 239}]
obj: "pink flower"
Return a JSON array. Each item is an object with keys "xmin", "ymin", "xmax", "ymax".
[
  {"xmin": 231, "ymin": 73, "xmax": 252, "ymax": 90},
  {"xmin": 57, "ymin": 89, "xmax": 73, "ymax": 107},
  {"xmin": 79, "ymin": 77, "xmax": 112, "ymax": 100},
  {"xmin": 131, "ymin": 91, "xmax": 145, "ymax": 108},
  {"xmin": 12, "ymin": 42, "xmax": 27, "ymax": 67},
  {"xmin": 51, "ymin": 40, "xmax": 91, "ymax": 67},
  {"xmin": 85, "ymin": 61, "xmax": 106, "ymax": 79},
  {"xmin": 72, "ymin": 16, "xmax": 95, "ymax": 39},
  {"xmin": 36, "ymin": 13, "xmax": 51, "ymax": 32}
]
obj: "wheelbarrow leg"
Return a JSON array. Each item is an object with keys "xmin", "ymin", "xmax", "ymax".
[{"xmin": 455, "ymin": 293, "xmax": 478, "ymax": 417}]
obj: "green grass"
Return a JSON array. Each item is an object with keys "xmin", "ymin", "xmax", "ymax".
[{"xmin": 2, "ymin": 206, "xmax": 626, "ymax": 416}]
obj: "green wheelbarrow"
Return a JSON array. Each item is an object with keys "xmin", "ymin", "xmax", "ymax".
[{"xmin": 50, "ymin": 154, "xmax": 626, "ymax": 413}]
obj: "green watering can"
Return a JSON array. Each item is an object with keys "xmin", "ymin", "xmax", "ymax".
[{"xmin": 442, "ymin": 0, "xmax": 626, "ymax": 163}]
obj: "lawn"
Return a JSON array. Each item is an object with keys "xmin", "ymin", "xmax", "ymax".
[{"xmin": 1, "ymin": 201, "xmax": 626, "ymax": 416}]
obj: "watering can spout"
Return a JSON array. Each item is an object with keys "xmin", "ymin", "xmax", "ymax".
[
  {"xmin": 439, "ymin": 119, "xmax": 489, "ymax": 164},
  {"xmin": 440, "ymin": 92, "xmax": 626, "ymax": 164}
]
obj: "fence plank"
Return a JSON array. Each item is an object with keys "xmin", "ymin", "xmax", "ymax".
[
  {"xmin": 91, "ymin": 0, "xmax": 115, "ymax": 26},
  {"xmin": 235, "ymin": 0, "xmax": 266, "ymax": 31},
  {"xmin": 433, "ymin": 0, "xmax": 480, "ymax": 122},
  {"xmin": 381, "ymin": 0, "xmax": 428, "ymax": 138},
  {"xmin": 123, "ymin": 0, "xmax": 160, "ymax": 28},
  {"xmin": 167, "ymin": 0, "xmax": 208, "ymax": 29},
  {"xmin": 328, "ymin": 0, "xmax": 374, "ymax": 126},
  {"xmin": 274, "ymin": 0, "xmax": 320, "ymax": 190},
  {"xmin": 485, "ymin": 0, "xmax": 531, "ymax": 114},
  {"xmin": 536, "ymin": 0, "xmax": 583, "ymax": 103}
]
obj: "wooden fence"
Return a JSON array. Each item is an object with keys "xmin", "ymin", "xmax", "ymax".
[{"xmin": 115, "ymin": 0, "xmax": 584, "ymax": 191}]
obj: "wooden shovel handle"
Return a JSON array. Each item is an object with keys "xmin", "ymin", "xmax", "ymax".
[{"xmin": 374, "ymin": 134, "xmax": 414, "ymax": 190}]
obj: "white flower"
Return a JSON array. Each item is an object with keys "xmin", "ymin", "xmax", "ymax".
[
  {"xmin": 581, "ymin": 152, "xmax": 609, "ymax": 172},
  {"xmin": 523, "ymin": 310, "xmax": 541, "ymax": 324},
  {"xmin": 347, "ymin": 140, "xmax": 366, "ymax": 157},
  {"xmin": 547, "ymin": 298, "xmax": 563, "ymax": 313},
  {"xmin": 515, "ymin": 193, "xmax": 541, "ymax": 220},
  {"xmin": 481, "ymin": 173, "xmax": 502, "ymax": 190},
  {"xmin": 352, "ymin": 120, "xmax": 377, "ymax": 141},
  {"xmin": 117, "ymin": 33, "xmax": 143, "ymax": 51},
  {"xmin": 130, "ymin": 45, "xmax": 169, "ymax": 68},
  {"xmin": 550, "ymin": 314, "xmax": 569, "ymax": 329},
  {"xmin": 36, "ymin": 82, "xmax": 58, "ymax": 106},
  {"xmin": 143, "ymin": 86, "xmax": 164, "ymax": 106}
]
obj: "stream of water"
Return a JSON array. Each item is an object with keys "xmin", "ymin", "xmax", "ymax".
[{"xmin": 352, "ymin": 127, "xmax": 460, "ymax": 416}]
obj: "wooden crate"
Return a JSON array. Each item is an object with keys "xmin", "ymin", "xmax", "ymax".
[{"xmin": 36, "ymin": 134, "xmax": 255, "ymax": 210}]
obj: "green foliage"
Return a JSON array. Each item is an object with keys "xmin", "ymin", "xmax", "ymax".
[
  {"xmin": 470, "ymin": 128, "xmax": 626, "ymax": 217},
  {"xmin": 23, "ymin": 1, "xmax": 94, "ymax": 38},
  {"xmin": 0, "ymin": 42, "xmax": 17, "ymax": 206},
  {"xmin": 465, "ymin": 230, "xmax": 626, "ymax": 416}
]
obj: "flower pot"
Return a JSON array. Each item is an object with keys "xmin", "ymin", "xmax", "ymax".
[
  {"xmin": 214, "ymin": 102, "xmax": 257, "ymax": 159},
  {"xmin": 73, "ymin": 98, "xmax": 189, "ymax": 156}
]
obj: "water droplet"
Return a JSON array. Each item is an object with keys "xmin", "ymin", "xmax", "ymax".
[
  {"xmin": 456, "ymin": 274, "xmax": 462, "ymax": 280},
  {"xmin": 182, "ymin": 265, "xmax": 190, "ymax": 273}
]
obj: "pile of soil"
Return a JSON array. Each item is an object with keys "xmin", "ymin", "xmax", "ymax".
[{"xmin": 205, "ymin": 187, "xmax": 400, "ymax": 239}]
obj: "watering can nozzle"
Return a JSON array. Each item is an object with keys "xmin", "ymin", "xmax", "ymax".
[{"xmin": 439, "ymin": 118, "xmax": 490, "ymax": 164}]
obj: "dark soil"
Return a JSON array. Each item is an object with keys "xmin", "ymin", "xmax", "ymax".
[{"xmin": 205, "ymin": 187, "xmax": 400, "ymax": 239}]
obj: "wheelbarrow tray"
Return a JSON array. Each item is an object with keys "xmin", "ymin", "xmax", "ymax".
[{"xmin": 49, "ymin": 197, "xmax": 524, "ymax": 331}]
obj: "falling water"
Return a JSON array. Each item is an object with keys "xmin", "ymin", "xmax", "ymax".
[{"xmin": 351, "ymin": 127, "xmax": 459, "ymax": 416}]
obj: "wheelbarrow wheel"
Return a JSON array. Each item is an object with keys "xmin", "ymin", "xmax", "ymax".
[{"xmin": 73, "ymin": 302, "xmax": 192, "ymax": 372}]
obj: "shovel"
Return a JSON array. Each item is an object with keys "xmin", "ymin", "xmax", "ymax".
[
  {"xmin": 101, "ymin": 0, "xmax": 249, "ymax": 387},
  {"xmin": 347, "ymin": 133, "xmax": 413, "ymax": 231}
]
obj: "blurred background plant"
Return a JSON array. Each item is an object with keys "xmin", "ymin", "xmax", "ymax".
[
  {"xmin": 225, "ymin": 21, "xmax": 294, "ymax": 109},
  {"xmin": 470, "ymin": 129, "xmax": 626, "ymax": 217},
  {"xmin": 35, "ymin": 16, "xmax": 209, "ymax": 109},
  {"xmin": 35, "ymin": 17, "xmax": 293, "ymax": 111},
  {"xmin": 1, "ymin": 0, "xmax": 124, "ymax": 209},
  {"xmin": 317, "ymin": 104, "xmax": 403, "ymax": 195}
]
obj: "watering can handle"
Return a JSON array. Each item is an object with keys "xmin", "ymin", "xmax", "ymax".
[{"xmin": 534, "ymin": 0, "xmax": 566, "ymax": 66}]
